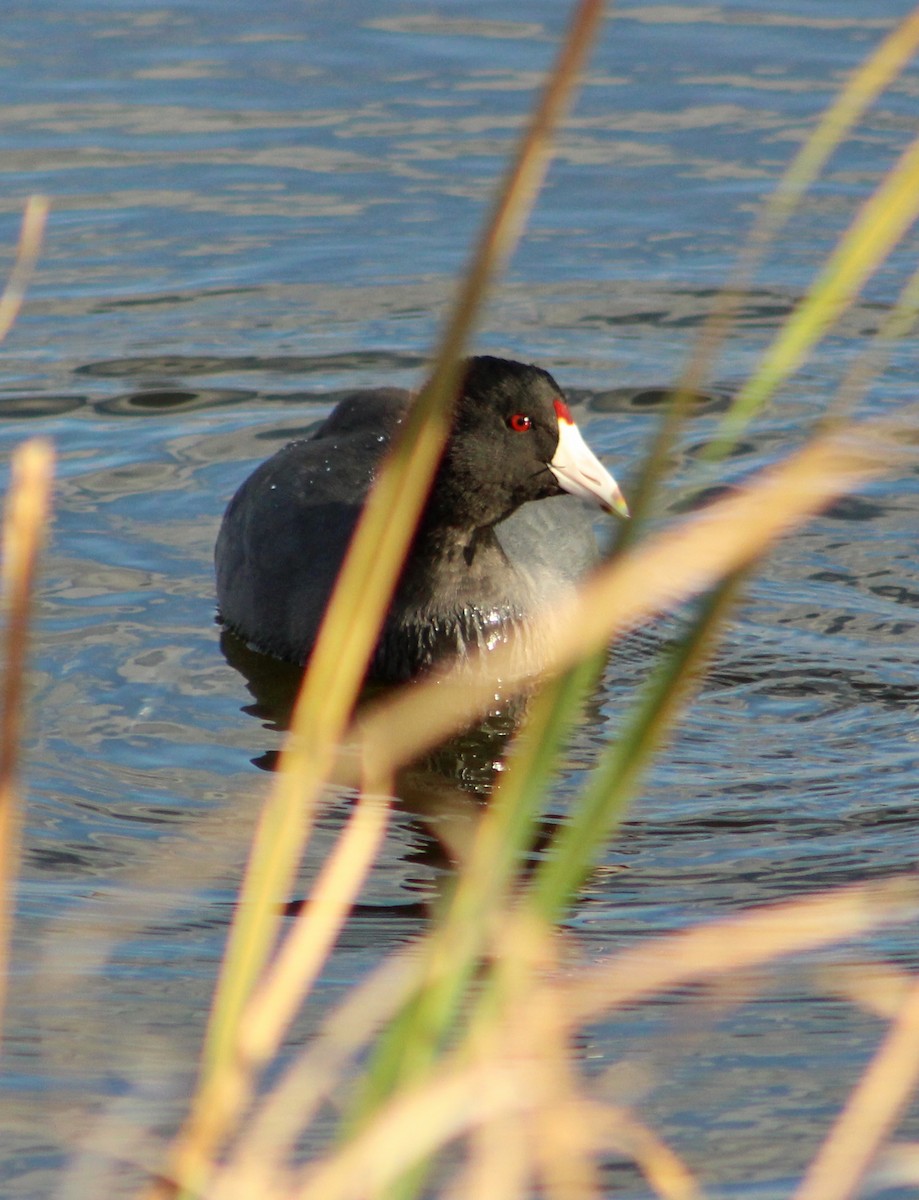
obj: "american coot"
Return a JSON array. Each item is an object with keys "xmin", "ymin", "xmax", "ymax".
[{"xmin": 215, "ymin": 356, "xmax": 628, "ymax": 682}]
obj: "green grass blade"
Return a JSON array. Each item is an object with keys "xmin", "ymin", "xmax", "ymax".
[
  {"xmin": 354, "ymin": 654, "xmax": 603, "ymax": 1113},
  {"xmin": 670, "ymin": 9, "xmax": 919, "ymax": 472},
  {"xmin": 530, "ymin": 576, "xmax": 742, "ymax": 920},
  {"xmin": 833, "ymin": 254, "xmax": 919, "ymax": 420},
  {"xmin": 756, "ymin": 8, "xmax": 919, "ymax": 248},
  {"xmin": 708, "ymin": 132, "xmax": 919, "ymax": 458}
]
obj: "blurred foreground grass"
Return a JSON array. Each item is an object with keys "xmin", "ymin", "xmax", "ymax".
[{"xmin": 4, "ymin": 4, "xmax": 919, "ymax": 1200}]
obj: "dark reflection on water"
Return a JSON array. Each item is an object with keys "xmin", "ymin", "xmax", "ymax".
[
  {"xmin": 97, "ymin": 387, "xmax": 257, "ymax": 415},
  {"xmin": 220, "ymin": 625, "xmax": 530, "ymax": 783},
  {"xmin": 4, "ymin": 0, "xmax": 919, "ymax": 1196},
  {"xmin": 0, "ymin": 394, "xmax": 89, "ymax": 418},
  {"xmin": 76, "ymin": 351, "xmax": 429, "ymax": 380},
  {"xmin": 217, "ymin": 626, "xmax": 545, "ymax": 893}
]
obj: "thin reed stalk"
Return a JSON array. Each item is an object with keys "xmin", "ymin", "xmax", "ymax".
[
  {"xmin": 565, "ymin": 877, "xmax": 918, "ymax": 1022},
  {"xmin": 0, "ymin": 197, "xmax": 49, "ymax": 344},
  {"xmin": 0, "ymin": 199, "xmax": 51, "ymax": 1041},
  {"xmin": 794, "ymin": 978, "xmax": 919, "ymax": 1200},
  {"xmin": 0, "ymin": 439, "xmax": 54, "ymax": 1041},
  {"xmin": 158, "ymin": 5, "xmax": 609, "ymax": 1196},
  {"xmin": 353, "ymin": 655, "xmax": 601, "ymax": 1119},
  {"xmin": 708, "ymin": 130, "xmax": 919, "ymax": 456},
  {"xmin": 681, "ymin": 8, "xmax": 919, "ymax": 385},
  {"xmin": 237, "ymin": 788, "xmax": 390, "ymax": 1070},
  {"xmin": 218, "ymin": 952, "xmax": 423, "ymax": 1184},
  {"xmin": 623, "ymin": 7, "xmax": 919, "ymax": 527}
]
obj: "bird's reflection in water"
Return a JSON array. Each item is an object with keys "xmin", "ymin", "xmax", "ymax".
[{"xmin": 219, "ymin": 629, "xmax": 568, "ymax": 917}]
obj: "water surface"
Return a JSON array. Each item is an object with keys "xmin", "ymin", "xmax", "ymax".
[{"xmin": 2, "ymin": 3, "xmax": 919, "ymax": 1197}]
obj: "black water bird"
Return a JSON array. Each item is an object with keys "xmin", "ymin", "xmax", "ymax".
[{"xmin": 215, "ymin": 356, "xmax": 628, "ymax": 681}]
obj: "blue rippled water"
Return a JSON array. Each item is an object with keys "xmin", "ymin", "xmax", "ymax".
[{"xmin": 2, "ymin": 3, "xmax": 918, "ymax": 1197}]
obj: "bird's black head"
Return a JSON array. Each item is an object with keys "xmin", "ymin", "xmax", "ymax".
[
  {"xmin": 427, "ymin": 356, "xmax": 570, "ymax": 530},
  {"xmin": 427, "ymin": 355, "xmax": 627, "ymax": 532}
]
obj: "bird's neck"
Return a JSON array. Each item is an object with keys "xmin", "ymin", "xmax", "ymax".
[
  {"xmin": 400, "ymin": 524, "xmax": 513, "ymax": 609},
  {"xmin": 369, "ymin": 525, "xmax": 531, "ymax": 682}
]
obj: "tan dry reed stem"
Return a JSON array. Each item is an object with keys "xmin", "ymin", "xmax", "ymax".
[
  {"xmin": 595, "ymin": 1106, "xmax": 700, "ymax": 1200},
  {"xmin": 819, "ymin": 961, "xmax": 915, "ymax": 1022},
  {"xmin": 870, "ymin": 1143, "xmax": 919, "ymax": 1193},
  {"xmin": 236, "ymin": 789, "xmax": 391, "ymax": 1070},
  {"xmin": 157, "ymin": 7, "xmax": 611, "ymax": 1199},
  {"xmin": 0, "ymin": 199, "xmax": 51, "ymax": 1041},
  {"xmin": 442, "ymin": 1111, "xmax": 530, "ymax": 1200},
  {"xmin": 0, "ymin": 196, "xmax": 49, "ymax": 345},
  {"xmin": 0, "ymin": 439, "xmax": 54, "ymax": 1041},
  {"xmin": 289, "ymin": 1060, "xmax": 547, "ymax": 1200},
  {"xmin": 479, "ymin": 922, "xmax": 694, "ymax": 1200},
  {"xmin": 153, "ymin": 792, "xmax": 392, "ymax": 1200},
  {"xmin": 793, "ymin": 977, "xmax": 919, "ymax": 1200},
  {"xmin": 478, "ymin": 915, "xmax": 604, "ymax": 1200},
  {"xmin": 212, "ymin": 958, "xmax": 423, "ymax": 1195},
  {"xmin": 527, "ymin": 1014, "xmax": 603, "ymax": 1200},
  {"xmin": 564, "ymin": 878, "xmax": 918, "ymax": 1024}
]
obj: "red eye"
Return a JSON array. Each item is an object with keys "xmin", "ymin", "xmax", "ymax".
[{"xmin": 508, "ymin": 413, "xmax": 532, "ymax": 433}]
